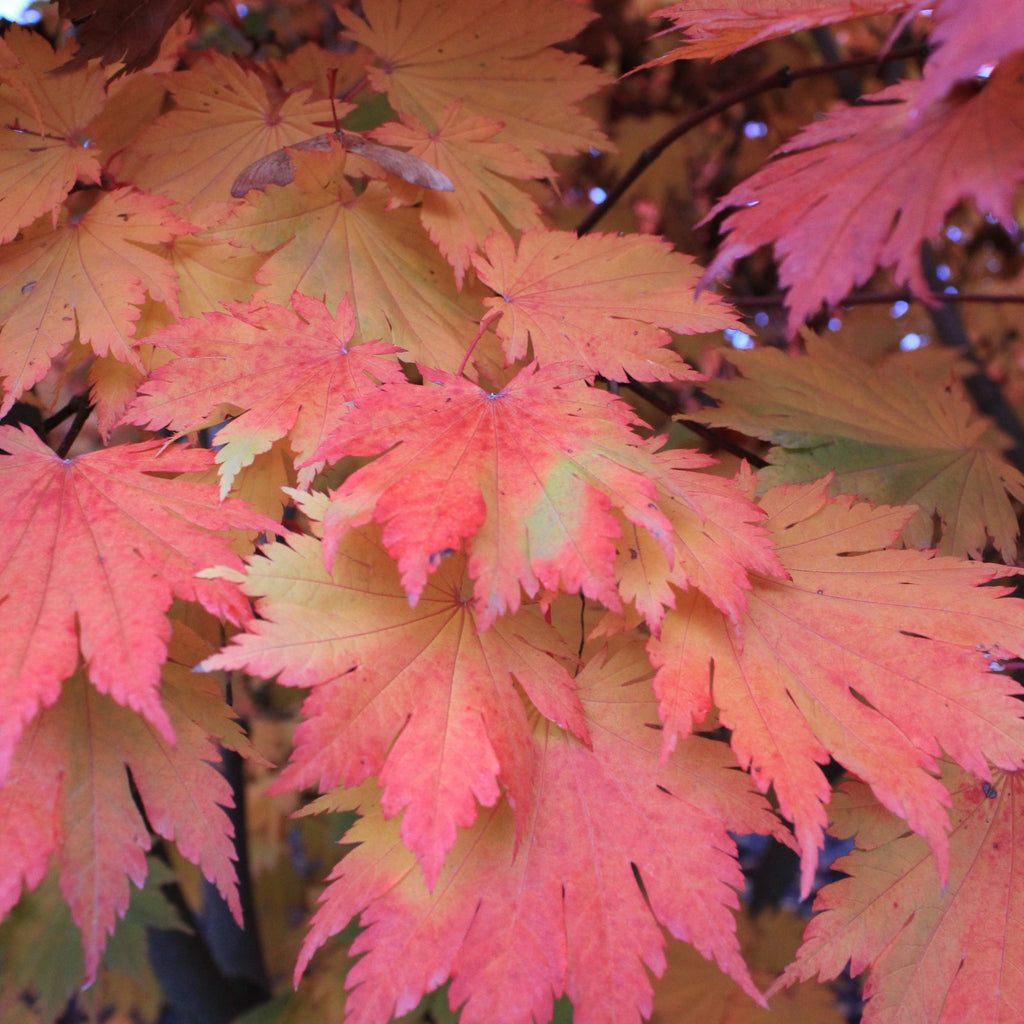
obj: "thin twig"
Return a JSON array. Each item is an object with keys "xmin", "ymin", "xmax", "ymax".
[
  {"xmin": 44, "ymin": 392, "xmax": 92, "ymax": 433},
  {"xmin": 576, "ymin": 43, "xmax": 929, "ymax": 236},
  {"xmin": 728, "ymin": 290, "xmax": 1024, "ymax": 309},
  {"xmin": 623, "ymin": 379, "xmax": 769, "ymax": 467}
]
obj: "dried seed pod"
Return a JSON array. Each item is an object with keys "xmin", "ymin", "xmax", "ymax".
[{"xmin": 230, "ymin": 130, "xmax": 454, "ymax": 198}]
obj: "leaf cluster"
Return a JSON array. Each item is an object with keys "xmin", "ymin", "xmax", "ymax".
[{"xmin": 1, "ymin": 2, "xmax": 1024, "ymax": 1023}]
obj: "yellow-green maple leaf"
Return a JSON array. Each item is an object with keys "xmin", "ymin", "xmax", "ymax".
[{"xmin": 702, "ymin": 334, "xmax": 1024, "ymax": 558}]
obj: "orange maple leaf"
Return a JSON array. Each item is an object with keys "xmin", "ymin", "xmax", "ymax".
[
  {"xmin": 339, "ymin": 0, "xmax": 609, "ymax": 162},
  {"xmin": 371, "ymin": 104, "xmax": 553, "ymax": 287},
  {"xmin": 649, "ymin": 475, "xmax": 1024, "ymax": 896},
  {"xmin": 0, "ymin": 632, "xmax": 260, "ymax": 984},
  {"xmin": 473, "ymin": 229, "xmax": 739, "ymax": 382},
  {"xmin": 611, "ymin": 449, "xmax": 785, "ymax": 631},
  {"xmin": 0, "ymin": 28, "xmax": 105, "ymax": 244},
  {"xmin": 773, "ymin": 765, "xmax": 1024, "ymax": 1024},
  {"xmin": 119, "ymin": 50, "xmax": 344, "ymax": 214},
  {"xmin": 293, "ymin": 640, "xmax": 784, "ymax": 1024},
  {"xmin": 0, "ymin": 427, "xmax": 276, "ymax": 776},
  {"xmin": 701, "ymin": 54, "xmax": 1024, "ymax": 331},
  {"xmin": 217, "ymin": 148, "xmax": 474, "ymax": 371},
  {"xmin": 203, "ymin": 499, "xmax": 588, "ymax": 888},
  {"xmin": 0, "ymin": 187, "xmax": 191, "ymax": 415},
  {"xmin": 126, "ymin": 293, "xmax": 405, "ymax": 497}
]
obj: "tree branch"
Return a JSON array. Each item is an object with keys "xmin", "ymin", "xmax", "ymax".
[
  {"xmin": 728, "ymin": 290, "xmax": 1024, "ymax": 308},
  {"xmin": 576, "ymin": 44, "xmax": 929, "ymax": 236},
  {"xmin": 918, "ymin": 243, "xmax": 1024, "ymax": 473}
]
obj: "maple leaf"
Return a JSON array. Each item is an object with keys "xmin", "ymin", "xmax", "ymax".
[
  {"xmin": 0, "ymin": 28, "xmax": 107, "ymax": 246},
  {"xmin": 611, "ymin": 448, "xmax": 786, "ymax": 631},
  {"xmin": 0, "ymin": 426, "xmax": 276, "ymax": 777},
  {"xmin": 648, "ymin": 474, "xmax": 1024, "ymax": 896},
  {"xmin": 701, "ymin": 55, "xmax": 1024, "ymax": 332},
  {"xmin": 773, "ymin": 764, "xmax": 1024, "ymax": 1024},
  {"xmin": 371, "ymin": 104, "xmax": 553, "ymax": 287},
  {"xmin": 337, "ymin": 0, "xmax": 606, "ymax": 160},
  {"xmin": 701, "ymin": 334, "xmax": 1024, "ymax": 559},
  {"xmin": 643, "ymin": 1, "xmax": 911, "ymax": 63},
  {"xmin": 310, "ymin": 362, "xmax": 694, "ymax": 627},
  {"xmin": 910, "ymin": 0, "xmax": 1024, "ymax": 113},
  {"xmin": 0, "ymin": 631, "xmax": 258, "ymax": 985},
  {"xmin": 165, "ymin": 232, "xmax": 265, "ymax": 317},
  {"xmin": 119, "ymin": 51, "xmax": 344, "ymax": 214},
  {"xmin": 126, "ymin": 293, "xmax": 405, "ymax": 497},
  {"xmin": 472, "ymin": 229, "xmax": 740, "ymax": 382},
  {"xmin": 203, "ymin": 498, "xmax": 587, "ymax": 887},
  {"xmin": 0, "ymin": 187, "xmax": 191, "ymax": 415},
  {"xmin": 294, "ymin": 639, "xmax": 784, "ymax": 1024},
  {"xmin": 338, "ymin": 0, "xmax": 610, "ymax": 162},
  {"xmin": 216, "ymin": 147, "xmax": 474, "ymax": 371}
]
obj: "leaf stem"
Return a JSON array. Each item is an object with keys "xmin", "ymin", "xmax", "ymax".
[
  {"xmin": 457, "ymin": 309, "xmax": 501, "ymax": 379},
  {"xmin": 576, "ymin": 44, "xmax": 929, "ymax": 236}
]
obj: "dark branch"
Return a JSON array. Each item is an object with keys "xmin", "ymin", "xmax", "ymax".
[
  {"xmin": 576, "ymin": 44, "xmax": 929, "ymax": 236},
  {"xmin": 54, "ymin": 396, "xmax": 95, "ymax": 459},
  {"xmin": 728, "ymin": 290, "xmax": 1024, "ymax": 309}
]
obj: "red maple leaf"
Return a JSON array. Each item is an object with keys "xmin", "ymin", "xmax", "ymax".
[
  {"xmin": 203, "ymin": 497, "xmax": 587, "ymax": 887},
  {"xmin": 310, "ymin": 362, "xmax": 771, "ymax": 630},
  {"xmin": 293, "ymin": 639, "xmax": 785, "ymax": 1024},
  {"xmin": 649, "ymin": 474, "xmax": 1024, "ymax": 895},
  {"xmin": 774, "ymin": 764, "xmax": 1024, "ymax": 1023},
  {"xmin": 701, "ymin": 55, "xmax": 1024, "ymax": 331},
  {"xmin": 0, "ymin": 426, "xmax": 276, "ymax": 775},
  {"xmin": 126, "ymin": 293, "xmax": 405, "ymax": 497},
  {"xmin": 0, "ymin": 622, "xmax": 264, "ymax": 983}
]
